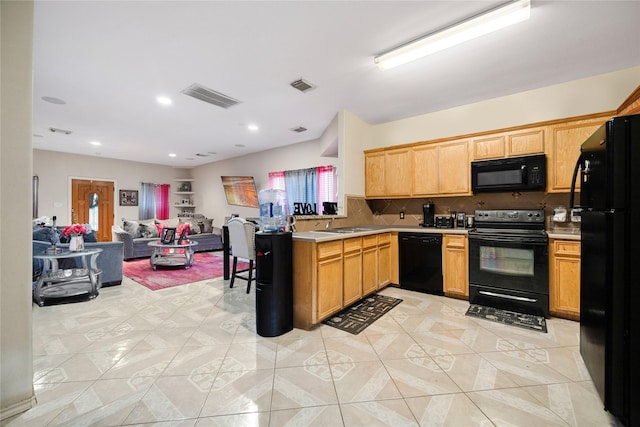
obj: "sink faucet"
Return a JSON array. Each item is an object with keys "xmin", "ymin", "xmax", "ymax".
[{"xmin": 325, "ymin": 217, "xmax": 335, "ymax": 229}]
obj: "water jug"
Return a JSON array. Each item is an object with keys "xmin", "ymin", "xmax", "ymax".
[{"xmin": 258, "ymin": 189, "xmax": 288, "ymax": 232}]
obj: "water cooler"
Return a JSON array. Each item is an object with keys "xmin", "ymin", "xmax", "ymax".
[{"xmin": 255, "ymin": 231, "xmax": 293, "ymax": 337}]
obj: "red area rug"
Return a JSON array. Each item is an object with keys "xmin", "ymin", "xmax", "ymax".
[{"xmin": 122, "ymin": 252, "xmax": 249, "ymax": 291}]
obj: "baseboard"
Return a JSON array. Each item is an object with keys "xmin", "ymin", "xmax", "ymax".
[{"xmin": 0, "ymin": 394, "xmax": 37, "ymax": 421}]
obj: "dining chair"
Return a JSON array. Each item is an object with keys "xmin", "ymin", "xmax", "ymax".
[{"xmin": 226, "ymin": 217, "xmax": 256, "ymax": 293}]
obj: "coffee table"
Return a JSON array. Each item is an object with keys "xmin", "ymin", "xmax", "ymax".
[
  {"xmin": 33, "ymin": 248, "xmax": 103, "ymax": 306},
  {"xmin": 148, "ymin": 240, "xmax": 199, "ymax": 270}
]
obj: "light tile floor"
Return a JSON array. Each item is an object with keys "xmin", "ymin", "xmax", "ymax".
[{"xmin": 3, "ymin": 273, "xmax": 621, "ymax": 426}]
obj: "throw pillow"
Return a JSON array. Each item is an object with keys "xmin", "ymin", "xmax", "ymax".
[
  {"xmin": 122, "ymin": 219, "xmax": 141, "ymax": 238},
  {"xmin": 200, "ymin": 218, "xmax": 214, "ymax": 233},
  {"xmin": 156, "ymin": 218, "xmax": 180, "ymax": 228},
  {"xmin": 84, "ymin": 230, "xmax": 98, "ymax": 242},
  {"xmin": 32, "ymin": 227, "xmax": 60, "ymax": 245},
  {"xmin": 179, "ymin": 218, "xmax": 201, "ymax": 235},
  {"xmin": 139, "ymin": 222, "xmax": 159, "ymax": 238}
]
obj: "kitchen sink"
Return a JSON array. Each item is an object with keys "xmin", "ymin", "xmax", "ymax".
[{"xmin": 317, "ymin": 227, "xmax": 375, "ymax": 234}]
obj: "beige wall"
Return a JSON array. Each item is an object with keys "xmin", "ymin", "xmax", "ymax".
[
  {"xmin": 370, "ymin": 66, "xmax": 640, "ymax": 150},
  {"xmin": 192, "ymin": 137, "xmax": 338, "ymax": 223},
  {"xmin": 33, "ymin": 150, "xmax": 191, "ymax": 225},
  {"xmin": 340, "ymin": 110, "xmax": 371, "ymax": 202},
  {"xmin": 1, "ymin": 0, "xmax": 37, "ymax": 419}
]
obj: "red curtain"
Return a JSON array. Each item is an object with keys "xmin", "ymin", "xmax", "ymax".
[{"xmin": 155, "ymin": 184, "xmax": 170, "ymax": 220}]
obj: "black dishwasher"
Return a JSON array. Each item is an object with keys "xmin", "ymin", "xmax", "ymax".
[{"xmin": 399, "ymin": 233, "xmax": 443, "ymax": 295}]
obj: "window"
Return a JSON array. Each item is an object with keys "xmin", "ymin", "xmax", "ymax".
[
  {"xmin": 139, "ymin": 182, "xmax": 170, "ymax": 220},
  {"xmin": 268, "ymin": 165, "xmax": 337, "ymax": 215}
]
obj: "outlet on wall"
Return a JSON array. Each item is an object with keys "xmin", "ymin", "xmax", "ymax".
[{"xmin": 400, "ymin": 211, "xmax": 405, "ymax": 219}]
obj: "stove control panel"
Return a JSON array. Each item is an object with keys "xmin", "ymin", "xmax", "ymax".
[{"xmin": 474, "ymin": 209, "xmax": 545, "ymax": 223}]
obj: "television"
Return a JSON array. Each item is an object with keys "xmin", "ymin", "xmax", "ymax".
[{"xmin": 221, "ymin": 176, "xmax": 259, "ymax": 208}]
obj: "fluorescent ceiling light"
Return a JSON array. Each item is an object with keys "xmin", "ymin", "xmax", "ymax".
[
  {"xmin": 89, "ymin": 141, "xmax": 101, "ymax": 146},
  {"xmin": 374, "ymin": 0, "xmax": 531, "ymax": 70}
]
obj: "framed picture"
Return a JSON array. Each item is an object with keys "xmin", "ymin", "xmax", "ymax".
[
  {"xmin": 177, "ymin": 227, "xmax": 189, "ymax": 244},
  {"xmin": 119, "ymin": 190, "xmax": 138, "ymax": 206},
  {"xmin": 161, "ymin": 227, "xmax": 176, "ymax": 244}
]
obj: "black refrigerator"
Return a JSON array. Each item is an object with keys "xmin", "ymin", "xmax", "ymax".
[{"xmin": 570, "ymin": 114, "xmax": 639, "ymax": 426}]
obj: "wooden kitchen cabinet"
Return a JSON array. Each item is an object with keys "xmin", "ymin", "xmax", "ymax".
[
  {"xmin": 507, "ymin": 128, "xmax": 545, "ymax": 156},
  {"xmin": 377, "ymin": 233, "xmax": 391, "ymax": 289},
  {"xmin": 362, "ymin": 234, "xmax": 378, "ymax": 296},
  {"xmin": 438, "ymin": 140, "xmax": 471, "ymax": 195},
  {"xmin": 547, "ymin": 116, "xmax": 608, "ymax": 192},
  {"xmin": 442, "ymin": 234, "xmax": 469, "ymax": 299},
  {"xmin": 364, "ymin": 151, "xmax": 385, "ymax": 197},
  {"xmin": 364, "ymin": 148, "xmax": 411, "ymax": 198},
  {"xmin": 316, "ymin": 240, "xmax": 344, "ymax": 321},
  {"xmin": 343, "ymin": 237, "xmax": 363, "ymax": 306},
  {"xmin": 293, "ymin": 232, "xmax": 394, "ymax": 330},
  {"xmin": 472, "ymin": 128, "xmax": 544, "ymax": 160},
  {"xmin": 412, "ymin": 139, "xmax": 470, "ymax": 197},
  {"xmin": 549, "ymin": 239, "xmax": 581, "ymax": 320},
  {"xmin": 411, "ymin": 144, "xmax": 439, "ymax": 195},
  {"xmin": 473, "ymin": 135, "xmax": 506, "ymax": 160}
]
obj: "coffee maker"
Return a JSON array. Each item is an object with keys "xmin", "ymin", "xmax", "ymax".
[{"xmin": 420, "ymin": 203, "xmax": 435, "ymax": 227}]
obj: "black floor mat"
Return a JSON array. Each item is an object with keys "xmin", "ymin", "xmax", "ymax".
[
  {"xmin": 465, "ymin": 304, "xmax": 547, "ymax": 333},
  {"xmin": 322, "ymin": 294, "xmax": 403, "ymax": 335}
]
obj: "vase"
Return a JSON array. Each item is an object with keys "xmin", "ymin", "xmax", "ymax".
[{"xmin": 69, "ymin": 235, "xmax": 84, "ymax": 251}]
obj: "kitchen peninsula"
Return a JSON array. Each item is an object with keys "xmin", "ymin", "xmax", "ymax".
[{"xmin": 291, "ymin": 226, "xmax": 468, "ymax": 330}]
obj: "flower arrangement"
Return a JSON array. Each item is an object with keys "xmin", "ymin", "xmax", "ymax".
[{"xmin": 62, "ymin": 224, "xmax": 87, "ymax": 237}]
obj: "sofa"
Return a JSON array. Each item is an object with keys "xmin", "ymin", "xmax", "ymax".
[
  {"xmin": 32, "ymin": 239, "xmax": 124, "ymax": 287},
  {"xmin": 112, "ymin": 215, "xmax": 223, "ymax": 261}
]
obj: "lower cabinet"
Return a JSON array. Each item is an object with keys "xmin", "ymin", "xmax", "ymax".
[
  {"xmin": 377, "ymin": 233, "xmax": 391, "ymax": 289},
  {"xmin": 292, "ymin": 232, "xmax": 394, "ymax": 330},
  {"xmin": 549, "ymin": 239, "xmax": 581, "ymax": 320},
  {"xmin": 343, "ymin": 237, "xmax": 363, "ymax": 306},
  {"xmin": 362, "ymin": 235, "xmax": 379, "ymax": 296},
  {"xmin": 442, "ymin": 234, "xmax": 469, "ymax": 298},
  {"xmin": 316, "ymin": 241, "xmax": 343, "ymax": 321}
]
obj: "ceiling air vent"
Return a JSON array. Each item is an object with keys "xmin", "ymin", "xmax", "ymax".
[
  {"xmin": 290, "ymin": 126, "xmax": 308, "ymax": 133},
  {"xmin": 49, "ymin": 127, "xmax": 72, "ymax": 135},
  {"xmin": 290, "ymin": 79, "xmax": 315, "ymax": 93},
  {"xmin": 181, "ymin": 83, "xmax": 241, "ymax": 109}
]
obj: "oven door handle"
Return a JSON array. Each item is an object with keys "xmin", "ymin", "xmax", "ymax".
[
  {"xmin": 478, "ymin": 290, "xmax": 538, "ymax": 303},
  {"xmin": 469, "ymin": 234, "xmax": 547, "ymax": 245}
]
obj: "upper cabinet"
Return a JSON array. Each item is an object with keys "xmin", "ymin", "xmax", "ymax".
[
  {"xmin": 365, "ymin": 148, "xmax": 411, "ymax": 198},
  {"xmin": 472, "ymin": 127, "xmax": 544, "ymax": 160},
  {"xmin": 547, "ymin": 115, "xmax": 609, "ymax": 192},
  {"xmin": 365, "ymin": 112, "xmax": 614, "ymax": 199}
]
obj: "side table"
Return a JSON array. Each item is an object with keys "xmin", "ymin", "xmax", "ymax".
[{"xmin": 33, "ymin": 248, "xmax": 103, "ymax": 306}]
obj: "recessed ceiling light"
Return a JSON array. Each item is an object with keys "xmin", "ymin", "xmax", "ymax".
[
  {"xmin": 235, "ymin": 144, "xmax": 246, "ymax": 148},
  {"xmin": 90, "ymin": 141, "xmax": 101, "ymax": 146},
  {"xmin": 169, "ymin": 153, "xmax": 177, "ymax": 157},
  {"xmin": 157, "ymin": 96, "xmax": 172, "ymax": 105},
  {"xmin": 247, "ymin": 124, "xmax": 259, "ymax": 132},
  {"xmin": 41, "ymin": 96, "xmax": 66, "ymax": 105}
]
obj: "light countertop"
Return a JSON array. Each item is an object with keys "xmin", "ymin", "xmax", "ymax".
[
  {"xmin": 292, "ymin": 226, "xmax": 469, "ymax": 242},
  {"xmin": 293, "ymin": 225, "xmax": 581, "ymax": 242}
]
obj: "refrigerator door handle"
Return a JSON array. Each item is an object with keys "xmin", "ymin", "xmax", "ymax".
[{"xmin": 569, "ymin": 154, "xmax": 583, "ymax": 209}]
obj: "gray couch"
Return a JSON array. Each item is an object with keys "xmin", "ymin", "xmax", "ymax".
[
  {"xmin": 33, "ymin": 240, "xmax": 124, "ymax": 287},
  {"xmin": 112, "ymin": 217, "xmax": 223, "ymax": 260}
]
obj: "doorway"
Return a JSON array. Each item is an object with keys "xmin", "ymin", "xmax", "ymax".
[{"xmin": 71, "ymin": 179, "xmax": 115, "ymax": 242}]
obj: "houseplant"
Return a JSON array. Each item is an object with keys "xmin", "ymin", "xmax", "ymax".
[{"xmin": 62, "ymin": 224, "xmax": 87, "ymax": 251}]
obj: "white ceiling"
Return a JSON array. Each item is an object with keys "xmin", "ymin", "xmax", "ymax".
[{"xmin": 32, "ymin": 1, "xmax": 640, "ymax": 168}]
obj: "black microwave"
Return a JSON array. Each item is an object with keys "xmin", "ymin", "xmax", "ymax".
[{"xmin": 471, "ymin": 154, "xmax": 546, "ymax": 193}]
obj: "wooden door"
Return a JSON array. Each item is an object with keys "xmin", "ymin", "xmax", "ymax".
[{"xmin": 72, "ymin": 179, "xmax": 115, "ymax": 242}]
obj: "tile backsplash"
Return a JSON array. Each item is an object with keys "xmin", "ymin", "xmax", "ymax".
[
  {"xmin": 294, "ymin": 192, "xmax": 580, "ymax": 232},
  {"xmin": 366, "ymin": 191, "xmax": 580, "ymax": 230}
]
